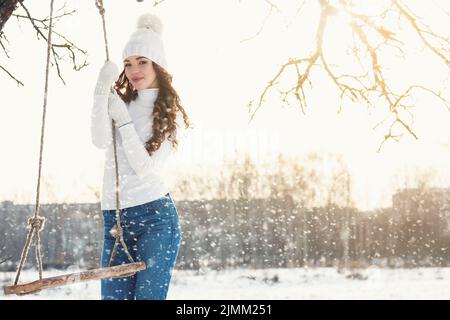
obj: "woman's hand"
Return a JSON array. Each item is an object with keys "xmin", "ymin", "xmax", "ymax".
[
  {"xmin": 108, "ymin": 93, "xmax": 132, "ymax": 128},
  {"xmin": 94, "ymin": 61, "xmax": 119, "ymax": 95}
]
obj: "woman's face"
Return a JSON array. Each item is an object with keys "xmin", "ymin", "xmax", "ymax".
[{"xmin": 123, "ymin": 56, "xmax": 158, "ymax": 90}]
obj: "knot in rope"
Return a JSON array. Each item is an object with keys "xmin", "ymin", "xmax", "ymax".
[
  {"xmin": 95, "ymin": 0, "xmax": 105, "ymax": 15},
  {"xmin": 27, "ymin": 216, "xmax": 46, "ymax": 232},
  {"xmin": 110, "ymin": 224, "xmax": 123, "ymax": 239}
]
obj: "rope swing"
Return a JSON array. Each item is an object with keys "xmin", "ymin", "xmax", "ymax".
[{"xmin": 3, "ymin": 0, "xmax": 145, "ymax": 296}]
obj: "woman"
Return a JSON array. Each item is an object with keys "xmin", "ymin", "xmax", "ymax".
[{"xmin": 91, "ymin": 13, "xmax": 189, "ymax": 300}]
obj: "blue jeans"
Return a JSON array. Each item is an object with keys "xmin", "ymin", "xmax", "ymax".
[{"xmin": 101, "ymin": 193, "xmax": 181, "ymax": 300}]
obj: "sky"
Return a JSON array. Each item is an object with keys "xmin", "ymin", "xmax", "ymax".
[{"xmin": 0, "ymin": 0, "xmax": 449, "ymax": 210}]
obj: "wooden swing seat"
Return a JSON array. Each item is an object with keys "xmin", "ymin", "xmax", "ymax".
[{"xmin": 3, "ymin": 261, "xmax": 146, "ymax": 295}]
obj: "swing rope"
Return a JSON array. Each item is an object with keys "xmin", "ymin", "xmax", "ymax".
[
  {"xmin": 95, "ymin": 0, "xmax": 135, "ymax": 266},
  {"xmin": 13, "ymin": 0, "xmax": 55, "ymax": 286},
  {"xmin": 94, "ymin": 0, "xmax": 110, "ymax": 61}
]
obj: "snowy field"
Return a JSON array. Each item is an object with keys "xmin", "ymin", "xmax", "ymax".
[{"xmin": 1, "ymin": 267, "xmax": 449, "ymax": 300}]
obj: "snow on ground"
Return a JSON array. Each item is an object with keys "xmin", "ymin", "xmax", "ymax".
[{"xmin": 1, "ymin": 267, "xmax": 449, "ymax": 300}]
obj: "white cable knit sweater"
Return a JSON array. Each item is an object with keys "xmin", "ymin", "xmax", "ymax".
[{"xmin": 91, "ymin": 88, "xmax": 178, "ymax": 210}]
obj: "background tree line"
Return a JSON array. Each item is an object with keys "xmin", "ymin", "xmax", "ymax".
[{"xmin": 1, "ymin": 153, "xmax": 449, "ymax": 271}]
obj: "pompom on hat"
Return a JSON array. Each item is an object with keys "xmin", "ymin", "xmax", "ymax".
[{"xmin": 122, "ymin": 13, "xmax": 168, "ymax": 70}]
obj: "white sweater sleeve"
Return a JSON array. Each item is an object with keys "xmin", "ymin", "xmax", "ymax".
[
  {"xmin": 118, "ymin": 124, "xmax": 173, "ymax": 180},
  {"xmin": 91, "ymin": 95, "xmax": 113, "ymax": 149}
]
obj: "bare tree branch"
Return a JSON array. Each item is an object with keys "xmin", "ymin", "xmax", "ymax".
[
  {"xmin": 249, "ymin": 0, "xmax": 450, "ymax": 150},
  {"xmin": 12, "ymin": 8, "xmax": 77, "ymax": 24},
  {"xmin": 0, "ymin": 63, "xmax": 23, "ymax": 86},
  {"xmin": 249, "ymin": 0, "xmax": 333, "ymax": 123},
  {"xmin": 241, "ymin": 0, "xmax": 282, "ymax": 43},
  {"xmin": 16, "ymin": 1, "xmax": 88, "ymax": 84},
  {"xmin": 0, "ymin": 2, "xmax": 23, "ymax": 86},
  {"xmin": 0, "ymin": 29, "xmax": 10, "ymax": 57},
  {"xmin": 393, "ymin": 0, "xmax": 449, "ymax": 68},
  {"xmin": 1, "ymin": 0, "xmax": 88, "ymax": 85}
]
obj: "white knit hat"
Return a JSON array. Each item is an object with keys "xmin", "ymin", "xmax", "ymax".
[{"xmin": 122, "ymin": 13, "xmax": 168, "ymax": 70}]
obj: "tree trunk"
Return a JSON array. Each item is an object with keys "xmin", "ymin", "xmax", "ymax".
[{"xmin": 0, "ymin": 0, "xmax": 20, "ymax": 32}]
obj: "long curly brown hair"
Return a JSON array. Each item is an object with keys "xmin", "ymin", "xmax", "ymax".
[{"xmin": 113, "ymin": 62, "xmax": 190, "ymax": 155}]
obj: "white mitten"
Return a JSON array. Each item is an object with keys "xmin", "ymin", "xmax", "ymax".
[
  {"xmin": 108, "ymin": 93, "xmax": 132, "ymax": 128},
  {"xmin": 94, "ymin": 61, "xmax": 119, "ymax": 95}
]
